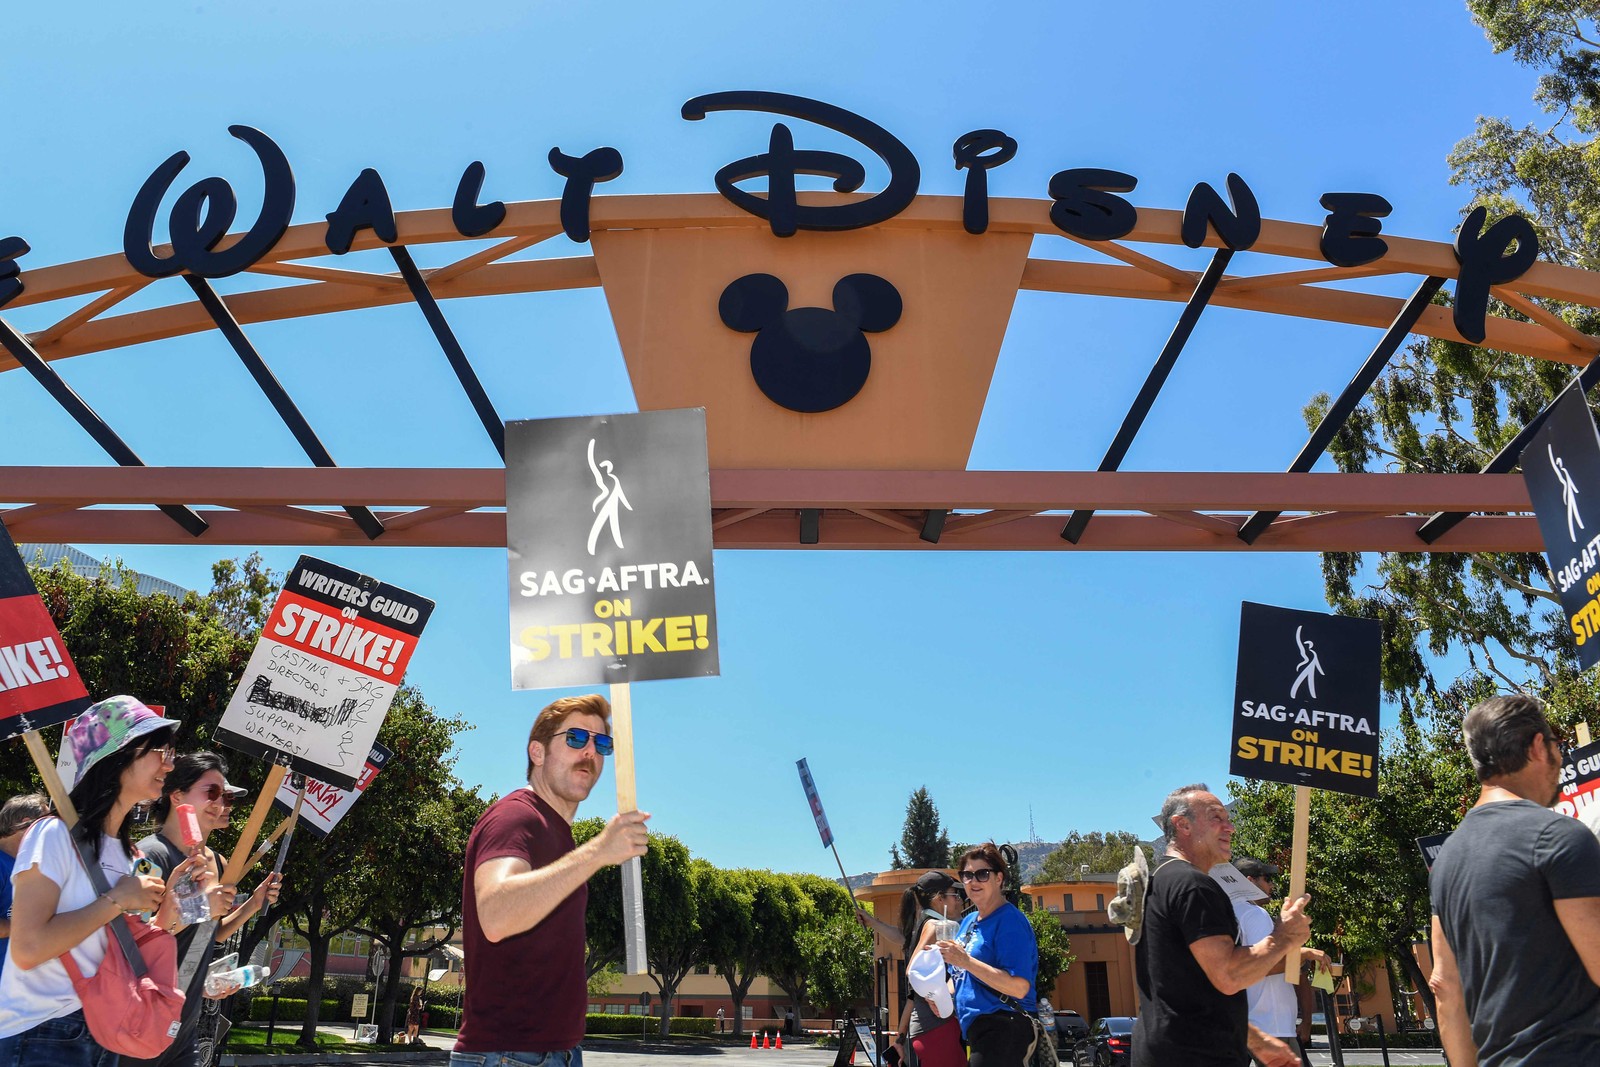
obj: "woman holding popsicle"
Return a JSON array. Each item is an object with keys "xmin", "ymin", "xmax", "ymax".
[
  {"xmin": 0, "ymin": 696, "xmax": 201, "ymax": 1066},
  {"xmin": 122, "ymin": 751, "xmax": 283, "ymax": 1067}
]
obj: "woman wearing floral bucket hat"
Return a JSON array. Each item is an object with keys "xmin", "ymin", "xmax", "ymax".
[{"xmin": 0, "ymin": 696, "xmax": 209, "ymax": 1066}]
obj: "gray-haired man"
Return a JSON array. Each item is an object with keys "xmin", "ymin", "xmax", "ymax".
[
  {"xmin": 1133, "ymin": 784, "xmax": 1311, "ymax": 1067},
  {"xmin": 1429, "ymin": 695, "xmax": 1600, "ymax": 1066}
]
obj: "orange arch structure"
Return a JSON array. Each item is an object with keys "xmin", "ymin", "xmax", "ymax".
[{"xmin": 1, "ymin": 192, "xmax": 1594, "ymax": 551}]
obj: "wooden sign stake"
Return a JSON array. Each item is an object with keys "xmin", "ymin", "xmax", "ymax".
[
  {"xmin": 611, "ymin": 682, "xmax": 647, "ymax": 975},
  {"xmin": 1284, "ymin": 784, "xmax": 1311, "ymax": 985},
  {"xmin": 247, "ymin": 782, "xmax": 305, "ymax": 869},
  {"xmin": 22, "ymin": 728, "xmax": 80, "ymax": 826},
  {"xmin": 223, "ymin": 762, "xmax": 288, "ymax": 887}
]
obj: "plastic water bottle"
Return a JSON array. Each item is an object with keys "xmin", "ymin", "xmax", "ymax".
[
  {"xmin": 170, "ymin": 804, "xmax": 212, "ymax": 925},
  {"xmin": 204, "ymin": 963, "xmax": 269, "ymax": 997}
]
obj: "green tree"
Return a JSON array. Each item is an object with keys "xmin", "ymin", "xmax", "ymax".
[
  {"xmin": 1025, "ymin": 903, "xmax": 1076, "ymax": 998},
  {"xmin": 763, "ymin": 873, "xmax": 859, "ymax": 1024},
  {"xmin": 576, "ymin": 821, "xmax": 700, "ymax": 1035},
  {"xmin": 698, "ymin": 866, "xmax": 760, "ymax": 1034},
  {"xmin": 644, "ymin": 840, "xmax": 701, "ymax": 1036},
  {"xmin": 799, "ymin": 912, "xmax": 873, "ymax": 1018},
  {"xmin": 1453, "ymin": 2, "xmax": 1600, "ymax": 272},
  {"xmin": 890, "ymin": 787, "xmax": 951, "ymax": 869},
  {"xmin": 748, "ymin": 871, "xmax": 816, "ymax": 1029},
  {"xmin": 1228, "ymin": 689, "xmax": 1483, "ymax": 1023},
  {"xmin": 1038, "ymin": 832, "xmax": 1144, "ymax": 881},
  {"xmin": 353, "ymin": 776, "xmax": 485, "ymax": 1042}
]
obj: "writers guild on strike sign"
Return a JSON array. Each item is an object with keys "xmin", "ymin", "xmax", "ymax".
[
  {"xmin": 506, "ymin": 408, "xmax": 719, "ymax": 690},
  {"xmin": 1230, "ymin": 601, "xmax": 1381, "ymax": 798},
  {"xmin": 215, "ymin": 557, "xmax": 433, "ymax": 790}
]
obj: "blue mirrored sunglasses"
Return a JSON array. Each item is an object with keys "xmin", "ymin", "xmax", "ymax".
[{"xmin": 554, "ymin": 727, "xmax": 614, "ymax": 756}]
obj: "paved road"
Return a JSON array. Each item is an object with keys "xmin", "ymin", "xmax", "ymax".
[{"xmin": 224, "ymin": 1030, "xmax": 1448, "ymax": 1067}]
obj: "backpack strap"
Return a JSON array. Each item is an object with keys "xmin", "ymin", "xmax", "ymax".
[{"xmin": 64, "ymin": 825, "xmax": 149, "ymax": 978}]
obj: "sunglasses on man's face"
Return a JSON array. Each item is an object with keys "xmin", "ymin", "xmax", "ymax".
[
  {"xmin": 960, "ymin": 868, "xmax": 998, "ymax": 884},
  {"xmin": 554, "ymin": 727, "xmax": 614, "ymax": 756}
]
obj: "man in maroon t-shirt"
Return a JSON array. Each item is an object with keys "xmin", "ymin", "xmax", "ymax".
[{"xmin": 452, "ymin": 693, "xmax": 649, "ymax": 1067}]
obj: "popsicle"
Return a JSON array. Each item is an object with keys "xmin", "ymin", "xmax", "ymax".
[{"xmin": 177, "ymin": 803, "xmax": 203, "ymax": 849}]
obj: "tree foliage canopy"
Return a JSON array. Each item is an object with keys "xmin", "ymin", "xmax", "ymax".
[
  {"xmin": 890, "ymin": 786, "xmax": 952, "ymax": 870},
  {"xmin": 1038, "ymin": 832, "xmax": 1145, "ymax": 881}
]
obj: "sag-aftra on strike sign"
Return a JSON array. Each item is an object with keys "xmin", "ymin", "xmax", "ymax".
[
  {"xmin": 1231, "ymin": 601, "xmax": 1382, "ymax": 798},
  {"xmin": 506, "ymin": 409, "xmax": 720, "ymax": 690}
]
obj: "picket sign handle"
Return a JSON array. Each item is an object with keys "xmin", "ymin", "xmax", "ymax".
[
  {"xmin": 22, "ymin": 728, "xmax": 80, "ymax": 826},
  {"xmin": 1284, "ymin": 784, "xmax": 1311, "ymax": 985},
  {"xmin": 611, "ymin": 682, "xmax": 649, "ymax": 975},
  {"xmin": 223, "ymin": 762, "xmax": 287, "ymax": 887},
  {"xmin": 247, "ymin": 785, "xmax": 304, "ymax": 869},
  {"xmin": 613, "ymin": 683, "xmax": 637, "ymax": 812}
]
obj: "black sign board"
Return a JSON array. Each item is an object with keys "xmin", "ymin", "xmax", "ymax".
[
  {"xmin": 1522, "ymin": 382, "xmax": 1600, "ymax": 671},
  {"xmin": 0, "ymin": 523, "xmax": 92, "ymax": 740},
  {"xmin": 1231, "ymin": 602, "xmax": 1381, "ymax": 797},
  {"xmin": 1415, "ymin": 832, "xmax": 1452, "ymax": 873},
  {"xmin": 1557, "ymin": 738, "xmax": 1600, "ymax": 820},
  {"xmin": 506, "ymin": 409, "xmax": 719, "ymax": 689}
]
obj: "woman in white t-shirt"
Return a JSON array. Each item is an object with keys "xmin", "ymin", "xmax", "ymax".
[{"xmin": 0, "ymin": 696, "xmax": 202, "ymax": 1066}]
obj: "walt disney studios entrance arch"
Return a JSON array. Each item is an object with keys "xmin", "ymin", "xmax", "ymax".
[{"xmin": 0, "ymin": 91, "xmax": 1595, "ymax": 553}]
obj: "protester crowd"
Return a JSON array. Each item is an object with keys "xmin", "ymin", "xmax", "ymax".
[
  {"xmin": 0, "ymin": 697, "xmax": 281, "ymax": 1067},
  {"xmin": 4, "ymin": 691, "xmax": 1600, "ymax": 1067}
]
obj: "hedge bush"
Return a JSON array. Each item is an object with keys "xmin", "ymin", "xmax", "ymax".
[
  {"xmin": 246, "ymin": 997, "xmax": 341, "ymax": 1022},
  {"xmin": 586, "ymin": 1013, "xmax": 716, "ymax": 1036},
  {"xmin": 1337, "ymin": 1031, "xmax": 1443, "ymax": 1050},
  {"xmin": 427, "ymin": 1005, "xmax": 462, "ymax": 1029}
]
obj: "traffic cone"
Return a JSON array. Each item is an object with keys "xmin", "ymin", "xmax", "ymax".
[
  {"xmin": 763, "ymin": 1032, "xmax": 772, "ymax": 1050},
  {"xmin": 776, "ymin": 1034, "xmax": 784, "ymax": 1051},
  {"xmin": 751, "ymin": 1035, "xmax": 759, "ymax": 1049}
]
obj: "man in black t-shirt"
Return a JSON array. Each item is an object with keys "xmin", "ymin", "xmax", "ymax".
[
  {"xmin": 1430, "ymin": 695, "xmax": 1600, "ymax": 1067},
  {"xmin": 1132, "ymin": 784, "xmax": 1311, "ymax": 1067}
]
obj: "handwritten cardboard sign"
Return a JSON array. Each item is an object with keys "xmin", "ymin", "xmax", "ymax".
[{"xmin": 215, "ymin": 557, "xmax": 431, "ymax": 789}]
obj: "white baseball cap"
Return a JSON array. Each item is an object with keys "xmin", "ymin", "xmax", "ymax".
[{"xmin": 906, "ymin": 946, "xmax": 953, "ymax": 1019}]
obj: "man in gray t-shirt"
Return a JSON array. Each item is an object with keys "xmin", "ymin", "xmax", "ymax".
[{"xmin": 1430, "ymin": 695, "xmax": 1600, "ymax": 1067}]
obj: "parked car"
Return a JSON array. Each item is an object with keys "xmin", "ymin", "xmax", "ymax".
[
  {"xmin": 1073, "ymin": 1016, "xmax": 1134, "ymax": 1067},
  {"xmin": 1053, "ymin": 1009, "xmax": 1089, "ymax": 1049}
]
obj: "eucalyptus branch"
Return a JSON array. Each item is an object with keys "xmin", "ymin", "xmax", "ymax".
[
  {"xmin": 1475, "ymin": 556, "xmax": 1562, "ymax": 604},
  {"xmin": 1475, "ymin": 644, "xmax": 1528, "ymax": 692},
  {"xmin": 1562, "ymin": 13, "xmax": 1600, "ymax": 49}
]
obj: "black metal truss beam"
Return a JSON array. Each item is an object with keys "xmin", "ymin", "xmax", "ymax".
[
  {"xmin": 1062, "ymin": 248, "xmax": 1233, "ymax": 543},
  {"xmin": 185, "ymin": 276, "xmax": 384, "ymax": 540},
  {"xmin": 1238, "ymin": 276, "xmax": 1445, "ymax": 545}
]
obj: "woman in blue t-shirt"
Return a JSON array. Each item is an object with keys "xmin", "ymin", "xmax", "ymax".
[{"xmin": 935, "ymin": 843, "xmax": 1038, "ymax": 1067}]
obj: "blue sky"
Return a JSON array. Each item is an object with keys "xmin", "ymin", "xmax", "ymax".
[{"xmin": 0, "ymin": 2, "xmax": 1542, "ymax": 876}]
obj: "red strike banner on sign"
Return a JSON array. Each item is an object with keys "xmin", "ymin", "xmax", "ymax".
[
  {"xmin": 265, "ymin": 591, "xmax": 418, "ymax": 682},
  {"xmin": 0, "ymin": 595, "xmax": 89, "ymax": 725}
]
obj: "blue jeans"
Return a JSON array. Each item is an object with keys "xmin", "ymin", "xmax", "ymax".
[
  {"xmin": 451, "ymin": 1049, "xmax": 583, "ymax": 1067},
  {"xmin": 0, "ymin": 1010, "xmax": 118, "ymax": 1067}
]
